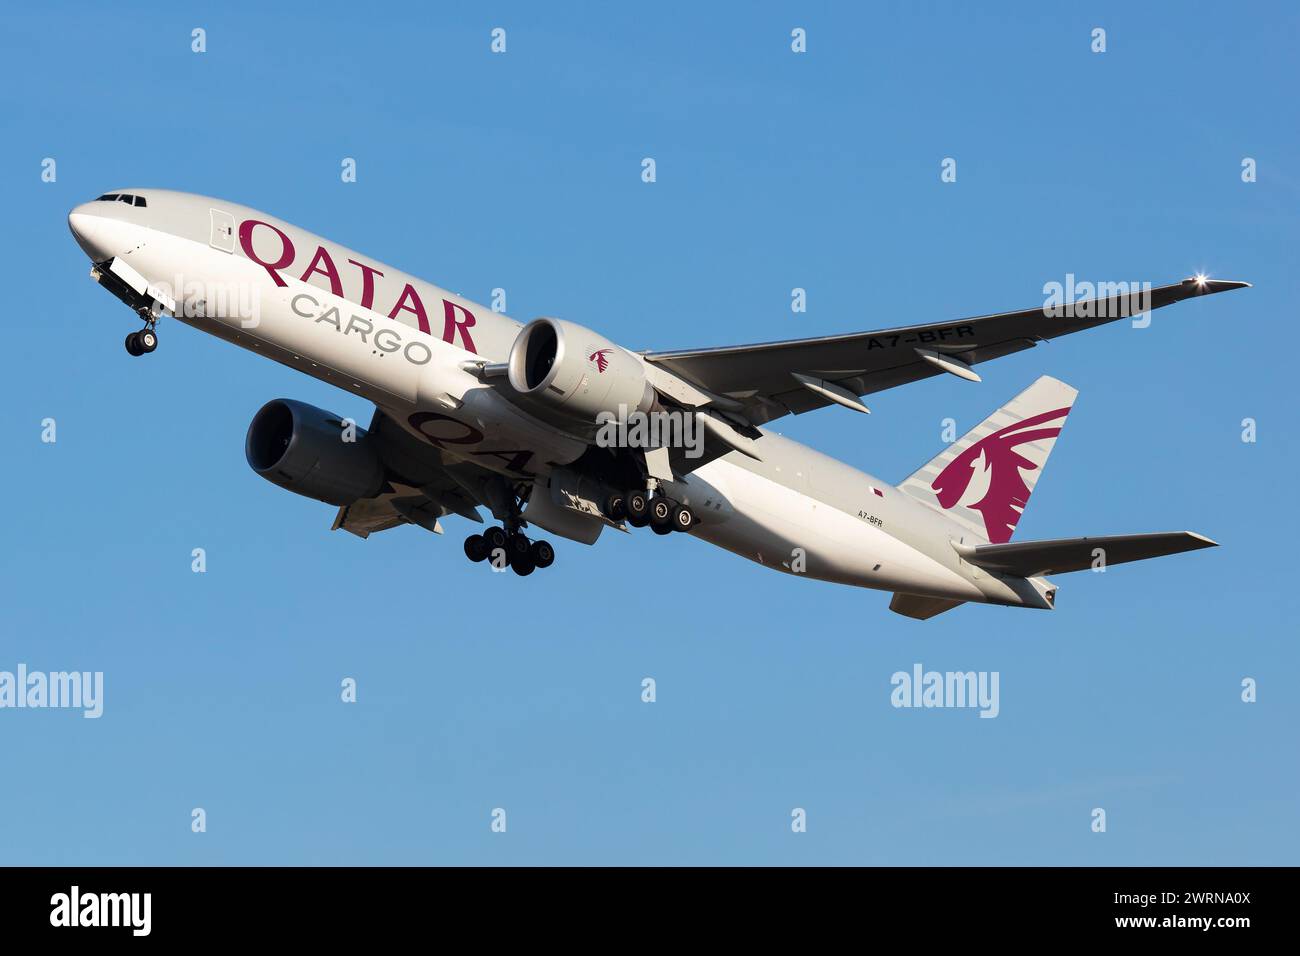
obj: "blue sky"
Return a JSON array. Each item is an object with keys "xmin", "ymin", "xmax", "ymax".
[{"xmin": 1, "ymin": 1, "xmax": 1295, "ymax": 864}]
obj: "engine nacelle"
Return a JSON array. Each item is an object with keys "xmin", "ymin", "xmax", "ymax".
[
  {"xmin": 245, "ymin": 399, "xmax": 385, "ymax": 506},
  {"xmin": 507, "ymin": 318, "xmax": 654, "ymax": 424}
]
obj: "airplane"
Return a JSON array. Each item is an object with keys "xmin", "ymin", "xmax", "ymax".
[{"xmin": 67, "ymin": 189, "xmax": 1248, "ymax": 619}]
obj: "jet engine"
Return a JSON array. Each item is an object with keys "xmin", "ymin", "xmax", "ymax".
[
  {"xmin": 507, "ymin": 318, "xmax": 655, "ymax": 424},
  {"xmin": 245, "ymin": 399, "xmax": 385, "ymax": 506}
]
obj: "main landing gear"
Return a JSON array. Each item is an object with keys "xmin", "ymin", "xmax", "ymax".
[
  {"xmin": 606, "ymin": 490, "xmax": 695, "ymax": 535},
  {"xmin": 463, "ymin": 525, "xmax": 556, "ymax": 576}
]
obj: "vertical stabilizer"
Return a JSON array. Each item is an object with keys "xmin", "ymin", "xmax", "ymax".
[{"xmin": 897, "ymin": 376, "xmax": 1077, "ymax": 543}]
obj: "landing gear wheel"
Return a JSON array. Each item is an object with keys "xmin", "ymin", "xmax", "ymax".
[
  {"xmin": 604, "ymin": 492, "xmax": 627, "ymax": 521},
  {"xmin": 463, "ymin": 534, "xmax": 488, "ymax": 563},
  {"xmin": 125, "ymin": 332, "xmax": 143, "ymax": 356},
  {"xmin": 138, "ymin": 328, "xmax": 158, "ymax": 353},
  {"xmin": 626, "ymin": 490, "xmax": 651, "ymax": 528},
  {"xmin": 530, "ymin": 539, "xmax": 555, "ymax": 569},
  {"xmin": 672, "ymin": 504, "xmax": 696, "ymax": 533},
  {"xmin": 509, "ymin": 551, "xmax": 536, "ymax": 576},
  {"xmin": 652, "ymin": 522, "xmax": 673, "ymax": 535},
  {"xmin": 482, "ymin": 526, "xmax": 509, "ymax": 565},
  {"xmin": 507, "ymin": 532, "xmax": 531, "ymax": 562},
  {"xmin": 650, "ymin": 497, "xmax": 673, "ymax": 530}
]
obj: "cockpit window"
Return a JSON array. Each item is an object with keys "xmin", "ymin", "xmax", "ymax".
[{"xmin": 93, "ymin": 193, "xmax": 145, "ymax": 207}]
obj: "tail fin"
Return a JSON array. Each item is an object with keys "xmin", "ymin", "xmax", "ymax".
[{"xmin": 897, "ymin": 375, "xmax": 1077, "ymax": 543}]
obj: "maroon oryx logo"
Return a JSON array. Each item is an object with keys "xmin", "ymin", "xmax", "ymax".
[
  {"xmin": 588, "ymin": 348, "xmax": 612, "ymax": 373},
  {"xmin": 931, "ymin": 406, "xmax": 1071, "ymax": 543}
]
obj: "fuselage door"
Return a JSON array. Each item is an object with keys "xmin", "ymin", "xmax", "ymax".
[{"xmin": 209, "ymin": 208, "xmax": 236, "ymax": 253}]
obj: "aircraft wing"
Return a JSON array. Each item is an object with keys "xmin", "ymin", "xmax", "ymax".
[
  {"xmin": 333, "ymin": 493, "xmax": 416, "ymax": 537},
  {"xmin": 643, "ymin": 278, "xmax": 1248, "ymax": 426},
  {"xmin": 332, "ymin": 407, "xmax": 491, "ymax": 539}
]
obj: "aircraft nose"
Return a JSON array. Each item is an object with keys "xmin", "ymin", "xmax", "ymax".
[{"xmin": 68, "ymin": 203, "xmax": 114, "ymax": 261}]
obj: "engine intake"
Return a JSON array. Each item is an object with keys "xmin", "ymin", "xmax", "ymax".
[
  {"xmin": 507, "ymin": 318, "xmax": 654, "ymax": 424},
  {"xmin": 245, "ymin": 399, "xmax": 385, "ymax": 506}
]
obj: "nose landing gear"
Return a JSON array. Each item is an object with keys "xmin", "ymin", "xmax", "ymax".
[
  {"xmin": 124, "ymin": 304, "xmax": 160, "ymax": 357},
  {"xmin": 125, "ymin": 326, "xmax": 158, "ymax": 356}
]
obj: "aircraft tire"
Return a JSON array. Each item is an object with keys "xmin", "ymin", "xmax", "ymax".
[
  {"xmin": 650, "ymin": 497, "xmax": 673, "ymax": 529},
  {"xmin": 507, "ymin": 532, "xmax": 531, "ymax": 561},
  {"xmin": 530, "ymin": 539, "xmax": 555, "ymax": 568},
  {"xmin": 464, "ymin": 534, "xmax": 488, "ymax": 562},
  {"xmin": 626, "ymin": 490, "xmax": 651, "ymax": 527},
  {"xmin": 672, "ymin": 505, "xmax": 695, "ymax": 532}
]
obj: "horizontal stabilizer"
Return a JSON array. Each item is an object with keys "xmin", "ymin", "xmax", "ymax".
[
  {"xmin": 889, "ymin": 592, "xmax": 966, "ymax": 620},
  {"xmin": 954, "ymin": 531, "xmax": 1217, "ymax": 577}
]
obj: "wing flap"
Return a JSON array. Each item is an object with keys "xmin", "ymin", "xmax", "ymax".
[{"xmin": 333, "ymin": 496, "xmax": 414, "ymax": 538}]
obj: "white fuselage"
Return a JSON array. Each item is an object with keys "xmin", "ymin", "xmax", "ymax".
[{"xmin": 68, "ymin": 189, "xmax": 1038, "ymax": 608}]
